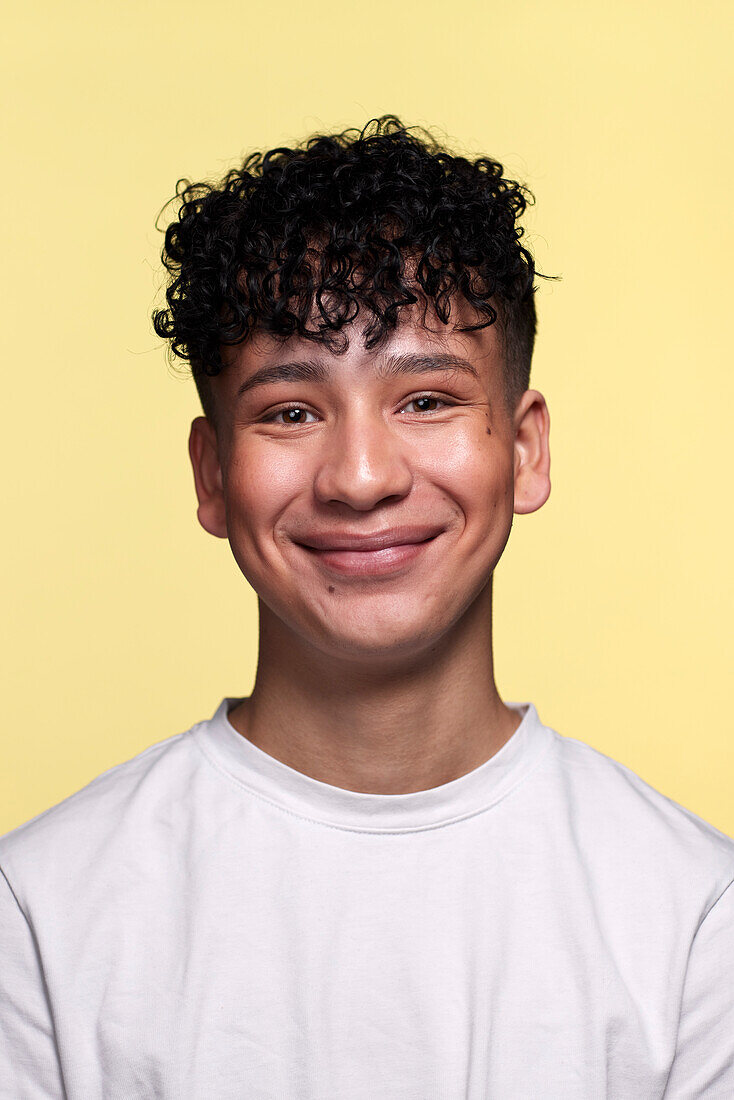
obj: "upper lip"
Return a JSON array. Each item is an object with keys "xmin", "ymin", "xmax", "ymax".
[{"xmin": 296, "ymin": 526, "xmax": 443, "ymax": 552}]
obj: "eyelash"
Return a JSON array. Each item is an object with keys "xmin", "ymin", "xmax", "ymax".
[{"xmin": 262, "ymin": 394, "xmax": 454, "ymax": 425}]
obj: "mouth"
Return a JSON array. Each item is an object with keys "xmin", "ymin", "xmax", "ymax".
[{"xmin": 294, "ymin": 528, "xmax": 443, "ymax": 578}]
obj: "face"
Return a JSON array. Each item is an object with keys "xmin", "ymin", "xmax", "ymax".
[{"xmin": 189, "ymin": 297, "xmax": 551, "ymax": 666}]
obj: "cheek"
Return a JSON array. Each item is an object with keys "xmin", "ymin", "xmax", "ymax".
[
  {"xmin": 422, "ymin": 427, "xmax": 513, "ymax": 523},
  {"xmin": 225, "ymin": 444, "xmax": 308, "ymax": 524}
]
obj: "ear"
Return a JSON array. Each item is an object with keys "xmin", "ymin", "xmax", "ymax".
[
  {"xmin": 188, "ymin": 417, "xmax": 228, "ymax": 538},
  {"xmin": 512, "ymin": 389, "xmax": 551, "ymax": 515}
]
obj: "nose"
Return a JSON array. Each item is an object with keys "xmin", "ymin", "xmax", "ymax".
[{"xmin": 312, "ymin": 407, "xmax": 413, "ymax": 510}]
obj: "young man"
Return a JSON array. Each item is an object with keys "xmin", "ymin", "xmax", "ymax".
[{"xmin": 1, "ymin": 116, "xmax": 732, "ymax": 1097}]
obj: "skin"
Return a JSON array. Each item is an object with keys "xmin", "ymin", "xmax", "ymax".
[{"xmin": 189, "ymin": 293, "xmax": 551, "ymax": 795}]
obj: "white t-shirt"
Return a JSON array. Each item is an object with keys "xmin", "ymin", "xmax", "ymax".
[{"xmin": 1, "ymin": 697, "xmax": 733, "ymax": 1099}]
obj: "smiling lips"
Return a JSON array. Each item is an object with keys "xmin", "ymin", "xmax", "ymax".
[{"xmin": 295, "ymin": 525, "xmax": 443, "ymax": 577}]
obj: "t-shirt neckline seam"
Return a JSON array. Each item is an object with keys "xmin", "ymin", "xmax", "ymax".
[{"xmin": 192, "ymin": 721, "xmax": 556, "ymax": 835}]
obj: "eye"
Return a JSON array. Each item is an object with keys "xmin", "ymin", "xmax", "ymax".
[
  {"xmin": 264, "ymin": 406, "xmax": 318, "ymax": 426},
  {"xmin": 262, "ymin": 394, "xmax": 453, "ymax": 425},
  {"xmin": 401, "ymin": 394, "xmax": 451, "ymax": 414}
]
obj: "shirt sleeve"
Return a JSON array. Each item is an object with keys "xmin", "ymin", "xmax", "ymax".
[
  {"xmin": 0, "ymin": 866, "xmax": 65, "ymax": 1098},
  {"xmin": 664, "ymin": 876, "xmax": 734, "ymax": 1098}
]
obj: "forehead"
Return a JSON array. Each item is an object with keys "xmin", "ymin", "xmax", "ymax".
[{"xmin": 220, "ymin": 293, "xmax": 504, "ymax": 388}]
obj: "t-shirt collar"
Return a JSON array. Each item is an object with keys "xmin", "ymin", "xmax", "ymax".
[{"xmin": 195, "ymin": 696, "xmax": 553, "ymax": 833}]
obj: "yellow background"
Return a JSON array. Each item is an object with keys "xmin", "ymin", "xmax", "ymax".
[{"xmin": 2, "ymin": 0, "xmax": 732, "ymax": 836}]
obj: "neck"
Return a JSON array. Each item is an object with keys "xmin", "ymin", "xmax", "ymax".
[{"xmin": 227, "ymin": 579, "xmax": 520, "ymax": 795}]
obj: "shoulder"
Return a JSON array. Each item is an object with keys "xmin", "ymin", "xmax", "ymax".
[
  {"xmin": 541, "ymin": 724, "xmax": 734, "ymax": 901},
  {"xmin": 0, "ymin": 717, "xmax": 207, "ymax": 905}
]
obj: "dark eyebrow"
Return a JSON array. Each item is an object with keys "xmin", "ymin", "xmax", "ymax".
[{"xmin": 235, "ymin": 351, "xmax": 480, "ymax": 399}]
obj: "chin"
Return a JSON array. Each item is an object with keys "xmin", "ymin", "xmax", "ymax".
[{"xmin": 311, "ymin": 613, "xmax": 450, "ymax": 664}]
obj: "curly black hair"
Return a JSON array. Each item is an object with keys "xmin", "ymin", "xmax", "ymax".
[{"xmin": 152, "ymin": 115, "xmax": 542, "ymax": 422}]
